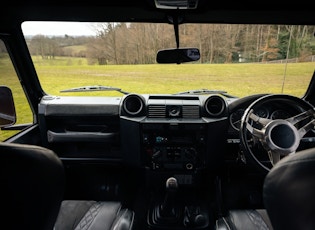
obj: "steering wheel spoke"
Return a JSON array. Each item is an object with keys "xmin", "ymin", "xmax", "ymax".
[
  {"xmin": 268, "ymin": 151, "xmax": 280, "ymax": 166},
  {"xmin": 286, "ymin": 109, "xmax": 315, "ymax": 125},
  {"xmin": 245, "ymin": 122, "xmax": 264, "ymax": 139},
  {"xmin": 298, "ymin": 119, "xmax": 315, "ymax": 138},
  {"xmin": 248, "ymin": 109, "xmax": 272, "ymax": 126},
  {"xmin": 285, "ymin": 109, "xmax": 315, "ymax": 138}
]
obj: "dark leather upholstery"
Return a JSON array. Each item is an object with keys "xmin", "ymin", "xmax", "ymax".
[
  {"xmin": 215, "ymin": 209, "xmax": 272, "ymax": 230},
  {"xmin": 0, "ymin": 142, "xmax": 135, "ymax": 230},
  {"xmin": 54, "ymin": 200, "xmax": 135, "ymax": 230},
  {"xmin": 0, "ymin": 142, "xmax": 65, "ymax": 230},
  {"xmin": 263, "ymin": 147, "xmax": 315, "ymax": 230},
  {"xmin": 216, "ymin": 147, "xmax": 315, "ymax": 230}
]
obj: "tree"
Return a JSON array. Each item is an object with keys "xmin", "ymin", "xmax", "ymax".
[
  {"xmin": 67, "ymin": 23, "xmax": 315, "ymax": 65},
  {"xmin": 29, "ymin": 35, "xmax": 61, "ymax": 59}
]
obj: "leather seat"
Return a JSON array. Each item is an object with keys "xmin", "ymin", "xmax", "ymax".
[
  {"xmin": 215, "ymin": 209, "xmax": 273, "ymax": 230},
  {"xmin": 216, "ymin": 147, "xmax": 315, "ymax": 230},
  {"xmin": 0, "ymin": 142, "xmax": 65, "ymax": 230},
  {"xmin": 0, "ymin": 142, "xmax": 134, "ymax": 230},
  {"xmin": 54, "ymin": 200, "xmax": 134, "ymax": 230}
]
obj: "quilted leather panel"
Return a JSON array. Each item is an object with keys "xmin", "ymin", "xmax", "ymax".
[
  {"xmin": 74, "ymin": 201, "xmax": 122, "ymax": 230},
  {"xmin": 75, "ymin": 203, "xmax": 103, "ymax": 230},
  {"xmin": 246, "ymin": 210, "xmax": 269, "ymax": 230},
  {"xmin": 215, "ymin": 209, "xmax": 272, "ymax": 230}
]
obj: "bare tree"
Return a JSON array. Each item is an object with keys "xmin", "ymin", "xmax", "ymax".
[
  {"xmin": 29, "ymin": 35, "xmax": 60, "ymax": 59},
  {"xmin": 82, "ymin": 23, "xmax": 315, "ymax": 65}
]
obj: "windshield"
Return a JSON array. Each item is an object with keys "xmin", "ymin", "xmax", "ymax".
[{"xmin": 21, "ymin": 21, "xmax": 315, "ymax": 98}]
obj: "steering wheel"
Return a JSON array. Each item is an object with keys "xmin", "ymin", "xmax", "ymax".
[{"xmin": 240, "ymin": 94, "xmax": 315, "ymax": 172}]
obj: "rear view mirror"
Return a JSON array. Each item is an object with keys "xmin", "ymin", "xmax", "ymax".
[
  {"xmin": 156, "ymin": 48, "xmax": 200, "ymax": 64},
  {"xmin": 0, "ymin": 86, "xmax": 16, "ymax": 127}
]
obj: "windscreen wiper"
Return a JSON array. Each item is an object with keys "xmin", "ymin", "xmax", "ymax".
[
  {"xmin": 174, "ymin": 89, "xmax": 237, "ymax": 98},
  {"xmin": 60, "ymin": 85, "xmax": 129, "ymax": 95}
]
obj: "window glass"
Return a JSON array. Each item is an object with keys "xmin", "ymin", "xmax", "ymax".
[
  {"xmin": 0, "ymin": 39, "xmax": 33, "ymax": 141},
  {"xmin": 21, "ymin": 22, "xmax": 315, "ymax": 98}
]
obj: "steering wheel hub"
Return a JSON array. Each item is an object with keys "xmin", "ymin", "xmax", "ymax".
[{"xmin": 262, "ymin": 120, "xmax": 300, "ymax": 155}]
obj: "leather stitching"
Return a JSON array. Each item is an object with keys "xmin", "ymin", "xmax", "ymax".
[
  {"xmin": 246, "ymin": 210, "xmax": 269, "ymax": 230},
  {"xmin": 75, "ymin": 203, "xmax": 102, "ymax": 230}
]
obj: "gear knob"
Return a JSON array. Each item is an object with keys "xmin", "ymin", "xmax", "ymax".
[{"xmin": 166, "ymin": 177, "xmax": 178, "ymax": 192}]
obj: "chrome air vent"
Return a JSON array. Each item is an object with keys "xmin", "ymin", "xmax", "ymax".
[
  {"xmin": 122, "ymin": 94, "xmax": 145, "ymax": 116},
  {"xmin": 204, "ymin": 95, "xmax": 226, "ymax": 117},
  {"xmin": 148, "ymin": 105, "xmax": 166, "ymax": 118},
  {"xmin": 182, "ymin": 105, "xmax": 200, "ymax": 118}
]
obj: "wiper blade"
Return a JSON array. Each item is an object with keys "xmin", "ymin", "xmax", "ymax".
[
  {"xmin": 175, "ymin": 89, "xmax": 226, "ymax": 95},
  {"xmin": 174, "ymin": 89, "xmax": 237, "ymax": 98},
  {"xmin": 60, "ymin": 85, "xmax": 129, "ymax": 95}
]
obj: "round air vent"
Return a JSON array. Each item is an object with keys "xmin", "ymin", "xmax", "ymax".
[
  {"xmin": 204, "ymin": 95, "xmax": 226, "ymax": 117},
  {"xmin": 122, "ymin": 94, "xmax": 145, "ymax": 116}
]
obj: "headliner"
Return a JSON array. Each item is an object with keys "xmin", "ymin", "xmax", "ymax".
[{"xmin": 1, "ymin": 0, "xmax": 315, "ymax": 33}]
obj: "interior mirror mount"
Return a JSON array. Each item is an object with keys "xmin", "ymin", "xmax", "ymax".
[
  {"xmin": 0, "ymin": 86, "xmax": 16, "ymax": 128},
  {"xmin": 157, "ymin": 15, "xmax": 200, "ymax": 64}
]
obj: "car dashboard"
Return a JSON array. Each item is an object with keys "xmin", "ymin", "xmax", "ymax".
[{"xmin": 39, "ymin": 93, "xmax": 230, "ymax": 172}]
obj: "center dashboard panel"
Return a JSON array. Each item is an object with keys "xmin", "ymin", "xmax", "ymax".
[{"xmin": 120, "ymin": 94, "xmax": 229, "ymax": 173}]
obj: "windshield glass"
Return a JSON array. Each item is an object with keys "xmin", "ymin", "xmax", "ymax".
[{"xmin": 21, "ymin": 21, "xmax": 315, "ymax": 98}]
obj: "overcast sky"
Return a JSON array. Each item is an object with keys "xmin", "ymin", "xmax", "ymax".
[{"xmin": 21, "ymin": 21, "xmax": 97, "ymax": 36}]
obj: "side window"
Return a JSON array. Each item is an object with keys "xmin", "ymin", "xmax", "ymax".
[{"xmin": 0, "ymin": 39, "xmax": 33, "ymax": 141}]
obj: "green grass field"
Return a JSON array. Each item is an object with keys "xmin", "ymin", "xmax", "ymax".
[
  {"xmin": 32, "ymin": 58, "xmax": 315, "ymax": 98},
  {"xmin": 1, "ymin": 56, "xmax": 315, "ymax": 141}
]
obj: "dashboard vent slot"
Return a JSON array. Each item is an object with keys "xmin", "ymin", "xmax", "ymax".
[
  {"xmin": 182, "ymin": 105, "xmax": 200, "ymax": 118},
  {"xmin": 148, "ymin": 105, "xmax": 166, "ymax": 118}
]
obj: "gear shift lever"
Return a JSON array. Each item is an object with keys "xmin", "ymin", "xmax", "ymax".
[
  {"xmin": 160, "ymin": 177, "xmax": 178, "ymax": 216},
  {"xmin": 150, "ymin": 177, "xmax": 180, "ymax": 225}
]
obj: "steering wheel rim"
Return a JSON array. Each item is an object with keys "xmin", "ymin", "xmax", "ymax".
[{"xmin": 240, "ymin": 94, "xmax": 315, "ymax": 172}]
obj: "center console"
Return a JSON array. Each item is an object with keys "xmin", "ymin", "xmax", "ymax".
[
  {"xmin": 120, "ymin": 116, "xmax": 228, "ymax": 229},
  {"xmin": 121, "ymin": 120, "xmax": 217, "ymax": 229},
  {"xmin": 120, "ymin": 94, "xmax": 229, "ymax": 229},
  {"xmin": 141, "ymin": 123, "xmax": 210, "ymax": 229}
]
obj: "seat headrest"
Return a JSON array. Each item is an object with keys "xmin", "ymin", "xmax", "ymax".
[
  {"xmin": 263, "ymin": 147, "xmax": 315, "ymax": 230},
  {"xmin": 0, "ymin": 142, "xmax": 65, "ymax": 230}
]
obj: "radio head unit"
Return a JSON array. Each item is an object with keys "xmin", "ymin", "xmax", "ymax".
[{"xmin": 142, "ymin": 123, "xmax": 206, "ymax": 171}]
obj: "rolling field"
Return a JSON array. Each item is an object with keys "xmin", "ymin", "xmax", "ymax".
[{"xmin": 33, "ymin": 59, "xmax": 314, "ymax": 97}]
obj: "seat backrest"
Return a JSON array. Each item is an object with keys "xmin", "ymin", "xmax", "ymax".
[
  {"xmin": 263, "ymin": 147, "xmax": 315, "ymax": 230},
  {"xmin": 0, "ymin": 142, "xmax": 65, "ymax": 230}
]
